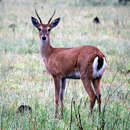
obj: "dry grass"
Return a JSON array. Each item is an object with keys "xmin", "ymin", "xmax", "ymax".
[{"xmin": 0, "ymin": 0, "xmax": 130, "ymax": 129}]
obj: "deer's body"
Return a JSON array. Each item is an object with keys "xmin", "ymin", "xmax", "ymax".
[
  {"xmin": 31, "ymin": 10, "xmax": 106, "ymax": 117},
  {"xmin": 41, "ymin": 44, "xmax": 104, "ymax": 78}
]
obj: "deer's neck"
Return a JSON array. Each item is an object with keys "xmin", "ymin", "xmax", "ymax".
[{"xmin": 40, "ymin": 39, "xmax": 53, "ymax": 59}]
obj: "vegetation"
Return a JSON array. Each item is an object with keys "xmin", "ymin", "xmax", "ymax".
[{"xmin": 0, "ymin": 0, "xmax": 130, "ymax": 129}]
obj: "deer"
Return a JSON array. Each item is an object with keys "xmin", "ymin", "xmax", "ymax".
[{"xmin": 31, "ymin": 10, "xmax": 107, "ymax": 118}]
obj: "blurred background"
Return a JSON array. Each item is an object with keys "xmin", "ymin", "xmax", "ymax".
[{"xmin": 0, "ymin": 0, "xmax": 130, "ymax": 129}]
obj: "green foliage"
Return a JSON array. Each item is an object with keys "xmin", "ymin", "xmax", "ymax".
[{"xmin": 0, "ymin": 0, "xmax": 130, "ymax": 129}]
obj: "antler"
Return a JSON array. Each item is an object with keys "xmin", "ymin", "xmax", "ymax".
[
  {"xmin": 35, "ymin": 9, "xmax": 42, "ymax": 24},
  {"xmin": 48, "ymin": 10, "xmax": 56, "ymax": 24}
]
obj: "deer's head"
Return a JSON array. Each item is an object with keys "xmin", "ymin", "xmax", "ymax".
[{"xmin": 31, "ymin": 10, "xmax": 60, "ymax": 44}]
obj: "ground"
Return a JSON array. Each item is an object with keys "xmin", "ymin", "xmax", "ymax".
[{"xmin": 0, "ymin": 0, "xmax": 130, "ymax": 129}]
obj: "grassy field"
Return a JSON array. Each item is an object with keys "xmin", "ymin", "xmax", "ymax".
[{"xmin": 0, "ymin": 0, "xmax": 130, "ymax": 129}]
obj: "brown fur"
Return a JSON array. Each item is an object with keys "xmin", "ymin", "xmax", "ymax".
[
  {"xmin": 40, "ymin": 37, "xmax": 105, "ymax": 117},
  {"xmin": 31, "ymin": 13, "xmax": 106, "ymax": 118}
]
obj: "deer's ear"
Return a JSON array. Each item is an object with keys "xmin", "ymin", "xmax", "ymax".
[
  {"xmin": 50, "ymin": 17, "xmax": 60, "ymax": 29},
  {"xmin": 31, "ymin": 17, "xmax": 40, "ymax": 30}
]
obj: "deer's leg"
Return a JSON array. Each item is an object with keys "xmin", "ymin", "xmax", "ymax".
[
  {"xmin": 92, "ymin": 78, "xmax": 101, "ymax": 114},
  {"xmin": 60, "ymin": 78, "xmax": 66, "ymax": 117},
  {"xmin": 53, "ymin": 76, "xmax": 61, "ymax": 118},
  {"xmin": 80, "ymin": 75, "xmax": 96, "ymax": 114}
]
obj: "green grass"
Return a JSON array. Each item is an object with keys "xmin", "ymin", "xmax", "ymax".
[{"xmin": 0, "ymin": 0, "xmax": 130, "ymax": 129}]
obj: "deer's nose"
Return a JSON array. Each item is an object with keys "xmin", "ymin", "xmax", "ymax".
[{"xmin": 42, "ymin": 36, "xmax": 46, "ymax": 41}]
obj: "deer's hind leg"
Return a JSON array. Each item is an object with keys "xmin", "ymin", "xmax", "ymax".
[
  {"xmin": 80, "ymin": 74, "xmax": 97, "ymax": 114},
  {"xmin": 92, "ymin": 78, "xmax": 102, "ymax": 114}
]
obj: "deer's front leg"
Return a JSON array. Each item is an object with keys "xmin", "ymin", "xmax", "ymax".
[
  {"xmin": 53, "ymin": 76, "xmax": 61, "ymax": 118},
  {"xmin": 60, "ymin": 78, "xmax": 66, "ymax": 117}
]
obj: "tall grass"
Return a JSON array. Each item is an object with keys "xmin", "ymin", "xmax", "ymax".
[{"xmin": 0, "ymin": 0, "xmax": 130, "ymax": 129}]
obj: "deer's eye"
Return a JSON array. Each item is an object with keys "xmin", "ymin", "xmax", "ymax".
[
  {"xmin": 48, "ymin": 28, "xmax": 51, "ymax": 32},
  {"xmin": 38, "ymin": 28, "xmax": 41, "ymax": 31}
]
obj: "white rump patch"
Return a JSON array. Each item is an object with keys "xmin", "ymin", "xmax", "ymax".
[{"xmin": 92, "ymin": 56, "xmax": 106, "ymax": 78}]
